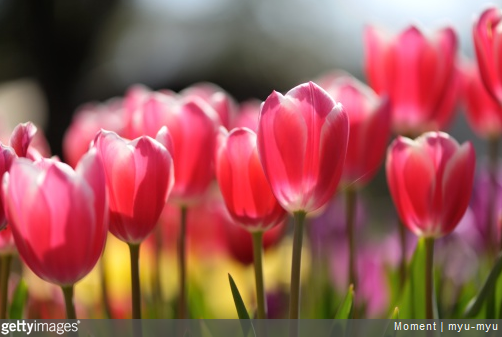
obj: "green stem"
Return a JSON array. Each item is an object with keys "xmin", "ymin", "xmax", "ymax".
[
  {"xmin": 345, "ymin": 188, "xmax": 357, "ymax": 288},
  {"xmin": 128, "ymin": 243, "xmax": 141, "ymax": 319},
  {"xmin": 62, "ymin": 285, "xmax": 77, "ymax": 319},
  {"xmin": 152, "ymin": 224, "xmax": 163, "ymax": 318},
  {"xmin": 424, "ymin": 237, "xmax": 435, "ymax": 319},
  {"xmin": 99, "ymin": 257, "xmax": 113, "ymax": 318},
  {"xmin": 252, "ymin": 231, "xmax": 267, "ymax": 319},
  {"xmin": 487, "ymin": 137, "xmax": 500, "ymax": 254},
  {"xmin": 0, "ymin": 255, "xmax": 11, "ymax": 319},
  {"xmin": 178, "ymin": 206, "xmax": 188, "ymax": 319},
  {"xmin": 289, "ymin": 211, "xmax": 306, "ymax": 319},
  {"xmin": 398, "ymin": 220, "xmax": 407, "ymax": 291}
]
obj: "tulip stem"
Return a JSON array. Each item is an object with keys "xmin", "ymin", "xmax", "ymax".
[
  {"xmin": 128, "ymin": 243, "xmax": 142, "ymax": 319},
  {"xmin": 345, "ymin": 188, "xmax": 358, "ymax": 289},
  {"xmin": 252, "ymin": 231, "xmax": 267, "ymax": 319},
  {"xmin": 289, "ymin": 211, "xmax": 306, "ymax": 319},
  {"xmin": 99, "ymin": 257, "xmax": 113, "ymax": 318},
  {"xmin": 152, "ymin": 224, "xmax": 164, "ymax": 318},
  {"xmin": 0, "ymin": 254, "xmax": 12, "ymax": 319},
  {"xmin": 424, "ymin": 237, "xmax": 435, "ymax": 319},
  {"xmin": 62, "ymin": 285, "xmax": 77, "ymax": 319},
  {"xmin": 398, "ymin": 220, "xmax": 407, "ymax": 291},
  {"xmin": 487, "ymin": 137, "xmax": 500, "ymax": 254},
  {"xmin": 178, "ymin": 206, "xmax": 188, "ymax": 319}
]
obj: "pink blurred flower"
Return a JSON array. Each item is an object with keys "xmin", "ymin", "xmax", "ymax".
[
  {"xmin": 473, "ymin": 7, "xmax": 502, "ymax": 105},
  {"xmin": 2, "ymin": 150, "xmax": 108, "ymax": 286},
  {"xmin": 95, "ymin": 128, "xmax": 174, "ymax": 244},
  {"xmin": 364, "ymin": 25, "xmax": 459, "ymax": 135},
  {"xmin": 231, "ymin": 99, "xmax": 261, "ymax": 132},
  {"xmin": 63, "ymin": 99, "xmax": 124, "ymax": 168},
  {"xmin": 181, "ymin": 82, "xmax": 237, "ymax": 128},
  {"xmin": 317, "ymin": 72, "xmax": 391, "ymax": 187},
  {"xmin": 386, "ymin": 132, "xmax": 475, "ymax": 238},
  {"xmin": 257, "ymin": 82, "xmax": 349, "ymax": 214}
]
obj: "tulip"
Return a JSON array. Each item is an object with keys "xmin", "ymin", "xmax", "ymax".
[
  {"xmin": 181, "ymin": 82, "xmax": 237, "ymax": 128},
  {"xmin": 257, "ymin": 81, "xmax": 349, "ymax": 320},
  {"xmin": 364, "ymin": 25, "xmax": 459, "ymax": 136},
  {"xmin": 63, "ymin": 100, "xmax": 124, "ymax": 168},
  {"xmin": 94, "ymin": 127, "xmax": 174, "ymax": 320},
  {"xmin": 2, "ymin": 149, "xmax": 108, "ymax": 318},
  {"xmin": 216, "ymin": 127, "xmax": 287, "ymax": 318},
  {"xmin": 473, "ymin": 7, "xmax": 502, "ymax": 105},
  {"xmin": 231, "ymin": 99, "xmax": 261, "ymax": 132},
  {"xmin": 461, "ymin": 61, "xmax": 502, "ymax": 139},
  {"xmin": 134, "ymin": 93, "xmax": 218, "ymax": 318},
  {"xmin": 386, "ymin": 131, "xmax": 475, "ymax": 319},
  {"xmin": 216, "ymin": 127, "xmax": 286, "ymax": 232},
  {"xmin": 316, "ymin": 72, "xmax": 390, "ymax": 288}
]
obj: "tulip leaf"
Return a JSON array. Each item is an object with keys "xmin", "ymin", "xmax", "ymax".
[
  {"xmin": 464, "ymin": 252, "xmax": 502, "ymax": 318},
  {"xmin": 228, "ymin": 273, "xmax": 250, "ymax": 319},
  {"xmin": 397, "ymin": 237, "xmax": 432, "ymax": 319},
  {"xmin": 382, "ymin": 307, "xmax": 399, "ymax": 337},
  {"xmin": 9, "ymin": 279, "xmax": 28, "ymax": 319},
  {"xmin": 228, "ymin": 274, "xmax": 255, "ymax": 337},
  {"xmin": 334, "ymin": 284, "xmax": 354, "ymax": 319}
]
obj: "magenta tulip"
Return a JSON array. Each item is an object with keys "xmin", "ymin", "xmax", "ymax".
[
  {"xmin": 365, "ymin": 25, "xmax": 459, "ymax": 135},
  {"xmin": 216, "ymin": 127, "xmax": 286, "ymax": 231},
  {"xmin": 473, "ymin": 7, "xmax": 502, "ymax": 104},
  {"xmin": 461, "ymin": 61, "xmax": 502, "ymax": 138},
  {"xmin": 318, "ymin": 73, "xmax": 391, "ymax": 187},
  {"xmin": 2, "ymin": 150, "xmax": 108, "ymax": 286},
  {"xmin": 386, "ymin": 132, "xmax": 475, "ymax": 238},
  {"xmin": 94, "ymin": 127, "xmax": 174, "ymax": 244},
  {"xmin": 257, "ymin": 81, "xmax": 349, "ymax": 214}
]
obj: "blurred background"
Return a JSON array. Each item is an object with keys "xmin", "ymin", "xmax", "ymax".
[{"xmin": 0, "ymin": 0, "xmax": 501, "ymax": 157}]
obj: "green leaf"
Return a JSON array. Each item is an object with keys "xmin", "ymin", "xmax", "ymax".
[
  {"xmin": 334, "ymin": 284, "xmax": 354, "ymax": 319},
  {"xmin": 9, "ymin": 279, "xmax": 28, "ymax": 319},
  {"xmin": 396, "ymin": 238, "xmax": 429, "ymax": 319},
  {"xmin": 228, "ymin": 273, "xmax": 250, "ymax": 319},
  {"xmin": 228, "ymin": 274, "xmax": 255, "ymax": 337},
  {"xmin": 390, "ymin": 307, "xmax": 399, "ymax": 319},
  {"xmin": 382, "ymin": 307, "xmax": 399, "ymax": 337},
  {"xmin": 464, "ymin": 252, "xmax": 502, "ymax": 318}
]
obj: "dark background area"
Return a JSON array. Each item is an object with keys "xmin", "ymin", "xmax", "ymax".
[{"xmin": 0, "ymin": 0, "xmax": 499, "ymax": 158}]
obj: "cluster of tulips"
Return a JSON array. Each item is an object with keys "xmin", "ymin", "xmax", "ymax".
[{"xmin": 3, "ymin": 6, "xmax": 502, "ymax": 321}]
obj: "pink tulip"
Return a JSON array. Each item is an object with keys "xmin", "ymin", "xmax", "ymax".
[
  {"xmin": 386, "ymin": 132, "xmax": 475, "ymax": 238},
  {"xmin": 461, "ymin": 61, "xmax": 502, "ymax": 138},
  {"xmin": 473, "ymin": 7, "xmax": 502, "ymax": 104},
  {"xmin": 231, "ymin": 99, "xmax": 261, "ymax": 131},
  {"xmin": 0, "ymin": 145, "xmax": 15, "ymax": 230},
  {"xmin": 364, "ymin": 25, "xmax": 459, "ymax": 135},
  {"xmin": 94, "ymin": 127, "xmax": 174, "ymax": 243},
  {"xmin": 216, "ymin": 127, "xmax": 286, "ymax": 232},
  {"xmin": 2, "ymin": 150, "xmax": 108, "ymax": 285},
  {"xmin": 257, "ymin": 81, "xmax": 349, "ymax": 214},
  {"xmin": 181, "ymin": 82, "xmax": 237, "ymax": 128},
  {"xmin": 317, "ymin": 72, "xmax": 391, "ymax": 187},
  {"xmin": 63, "ymin": 100, "xmax": 124, "ymax": 168}
]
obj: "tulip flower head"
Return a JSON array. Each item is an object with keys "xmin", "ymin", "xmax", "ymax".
[
  {"xmin": 216, "ymin": 127, "xmax": 286, "ymax": 232},
  {"xmin": 2, "ymin": 150, "xmax": 108, "ymax": 286},
  {"xmin": 461, "ymin": 61, "xmax": 502, "ymax": 138},
  {"xmin": 94, "ymin": 127, "xmax": 175, "ymax": 244},
  {"xmin": 317, "ymin": 73, "xmax": 391, "ymax": 188},
  {"xmin": 473, "ymin": 7, "xmax": 502, "ymax": 105},
  {"xmin": 364, "ymin": 25, "xmax": 459, "ymax": 136},
  {"xmin": 257, "ymin": 81, "xmax": 349, "ymax": 214},
  {"xmin": 386, "ymin": 132, "xmax": 475, "ymax": 238}
]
